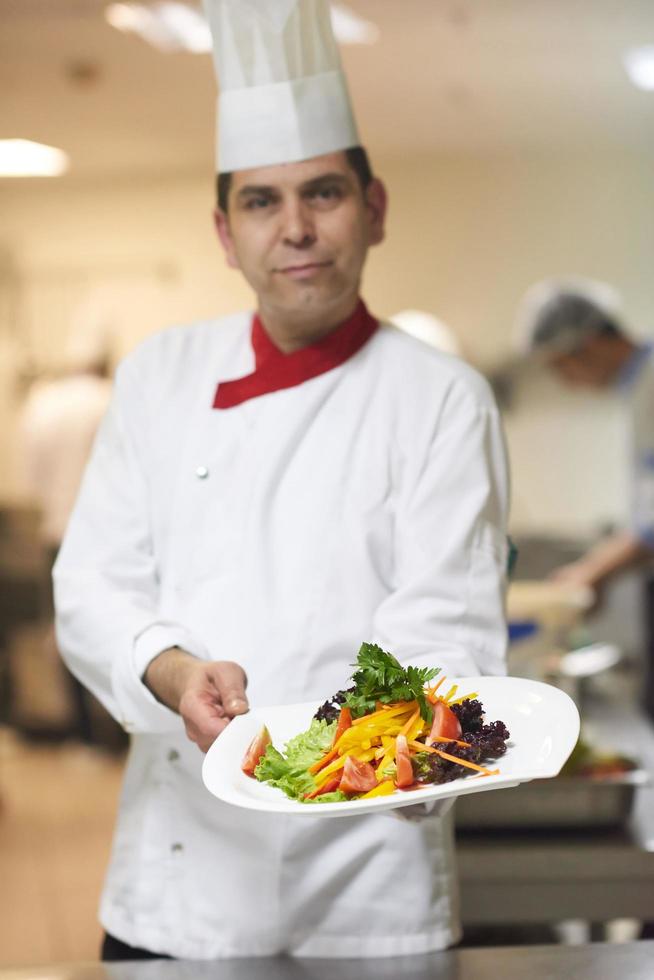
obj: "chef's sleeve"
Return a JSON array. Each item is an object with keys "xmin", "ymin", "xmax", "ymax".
[
  {"xmin": 372, "ymin": 368, "xmax": 510, "ymax": 679},
  {"xmin": 53, "ymin": 356, "xmax": 209, "ymax": 734}
]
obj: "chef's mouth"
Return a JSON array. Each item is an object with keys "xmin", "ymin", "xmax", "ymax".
[{"xmin": 275, "ymin": 261, "xmax": 333, "ymax": 276}]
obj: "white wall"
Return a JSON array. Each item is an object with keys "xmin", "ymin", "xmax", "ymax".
[{"xmin": 1, "ymin": 149, "xmax": 652, "ymax": 535}]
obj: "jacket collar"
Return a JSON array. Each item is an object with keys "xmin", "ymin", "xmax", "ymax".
[{"xmin": 213, "ymin": 299, "xmax": 378, "ymax": 409}]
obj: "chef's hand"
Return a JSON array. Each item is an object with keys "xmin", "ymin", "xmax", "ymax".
[
  {"xmin": 549, "ymin": 559, "xmax": 598, "ymax": 591},
  {"xmin": 548, "ymin": 560, "xmax": 602, "ymax": 610},
  {"xmin": 144, "ymin": 647, "xmax": 248, "ymax": 752}
]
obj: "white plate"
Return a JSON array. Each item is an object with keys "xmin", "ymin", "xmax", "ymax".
[{"xmin": 202, "ymin": 676, "xmax": 580, "ymax": 818}]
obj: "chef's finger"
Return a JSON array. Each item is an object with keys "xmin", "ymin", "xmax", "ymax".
[
  {"xmin": 187, "ymin": 717, "xmax": 230, "ymax": 753},
  {"xmin": 181, "ymin": 693, "xmax": 229, "ymax": 752},
  {"xmin": 209, "ymin": 661, "xmax": 249, "ymax": 716}
]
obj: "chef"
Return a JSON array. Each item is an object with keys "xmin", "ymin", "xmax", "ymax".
[
  {"xmin": 54, "ymin": 0, "xmax": 509, "ymax": 961},
  {"xmin": 518, "ymin": 279, "xmax": 654, "ymax": 595}
]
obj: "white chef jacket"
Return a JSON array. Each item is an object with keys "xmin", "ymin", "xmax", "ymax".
[
  {"xmin": 19, "ymin": 373, "xmax": 112, "ymax": 546},
  {"xmin": 54, "ymin": 311, "xmax": 509, "ymax": 959},
  {"xmin": 619, "ymin": 343, "xmax": 654, "ymax": 546}
]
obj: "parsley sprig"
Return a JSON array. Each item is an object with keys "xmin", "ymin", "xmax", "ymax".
[{"xmin": 344, "ymin": 642, "xmax": 440, "ymax": 724}]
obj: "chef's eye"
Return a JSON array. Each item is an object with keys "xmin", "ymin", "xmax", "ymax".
[
  {"xmin": 306, "ymin": 184, "xmax": 345, "ymax": 207},
  {"xmin": 243, "ymin": 195, "xmax": 273, "ymax": 210}
]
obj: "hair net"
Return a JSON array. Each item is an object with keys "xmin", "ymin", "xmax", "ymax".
[{"xmin": 514, "ymin": 278, "xmax": 624, "ymax": 357}]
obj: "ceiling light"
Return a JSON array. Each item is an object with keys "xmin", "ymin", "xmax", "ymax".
[
  {"xmin": 106, "ymin": 2, "xmax": 378, "ymax": 52},
  {"xmin": 330, "ymin": 3, "xmax": 380, "ymax": 45},
  {"xmin": 105, "ymin": 2, "xmax": 212, "ymax": 53},
  {"xmin": 0, "ymin": 140, "xmax": 69, "ymax": 177},
  {"xmin": 623, "ymin": 45, "xmax": 654, "ymax": 91}
]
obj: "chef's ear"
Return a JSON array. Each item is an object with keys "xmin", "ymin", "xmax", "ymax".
[
  {"xmin": 365, "ymin": 178, "xmax": 387, "ymax": 248},
  {"xmin": 213, "ymin": 208, "xmax": 240, "ymax": 270}
]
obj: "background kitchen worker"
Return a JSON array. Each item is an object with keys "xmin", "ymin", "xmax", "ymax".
[
  {"xmin": 19, "ymin": 312, "xmax": 117, "ymax": 746},
  {"xmin": 54, "ymin": 0, "xmax": 509, "ymax": 961},
  {"xmin": 518, "ymin": 278, "xmax": 654, "ymax": 598}
]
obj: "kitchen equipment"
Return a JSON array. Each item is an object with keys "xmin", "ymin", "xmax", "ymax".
[
  {"xmin": 455, "ymin": 768, "xmax": 649, "ymax": 830},
  {"xmin": 507, "ymin": 580, "xmax": 594, "ymax": 631}
]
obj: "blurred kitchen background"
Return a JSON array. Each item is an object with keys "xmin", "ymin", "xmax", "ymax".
[{"xmin": 2, "ymin": 0, "xmax": 654, "ymax": 969}]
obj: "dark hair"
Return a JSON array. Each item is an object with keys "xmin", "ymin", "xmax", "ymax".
[
  {"xmin": 532, "ymin": 293, "xmax": 622, "ymax": 352},
  {"xmin": 216, "ymin": 145, "xmax": 374, "ymax": 213}
]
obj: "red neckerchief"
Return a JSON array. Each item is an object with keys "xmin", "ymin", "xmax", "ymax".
[{"xmin": 213, "ymin": 299, "xmax": 378, "ymax": 410}]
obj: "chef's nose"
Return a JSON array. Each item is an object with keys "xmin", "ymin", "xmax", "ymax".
[{"xmin": 281, "ymin": 197, "xmax": 316, "ymax": 248}]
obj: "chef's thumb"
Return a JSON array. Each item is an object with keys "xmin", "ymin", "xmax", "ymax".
[{"xmin": 211, "ymin": 660, "xmax": 249, "ymax": 716}]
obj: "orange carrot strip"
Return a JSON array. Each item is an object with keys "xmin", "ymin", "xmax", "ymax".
[
  {"xmin": 426, "ymin": 676, "xmax": 447, "ymax": 703},
  {"xmin": 429, "ymin": 745, "xmax": 499, "ymax": 776},
  {"xmin": 308, "ymin": 746, "xmax": 339, "ymax": 775},
  {"xmin": 429, "ymin": 736, "xmax": 471, "ymax": 748},
  {"xmin": 408, "ymin": 738, "xmax": 471, "ymax": 754}
]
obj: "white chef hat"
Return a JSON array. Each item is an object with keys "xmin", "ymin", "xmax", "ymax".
[
  {"xmin": 389, "ymin": 309, "xmax": 463, "ymax": 357},
  {"xmin": 514, "ymin": 277, "xmax": 624, "ymax": 358},
  {"xmin": 203, "ymin": 0, "xmax": 360, "ymax": 172}
]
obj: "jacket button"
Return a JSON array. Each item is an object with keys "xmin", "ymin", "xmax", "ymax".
[
  {"xmin": 167, "ymin": 749, "xmax": 180, "ymax": 762},
  {"xmin": 171, "ymin": 842, "xmax": 184, "ymax": 853},
  {"xmin": 195, "ymin": 466, "xmax": 209, "ymax": 479}
]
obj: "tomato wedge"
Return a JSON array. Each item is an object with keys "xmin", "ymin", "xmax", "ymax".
[
  {"xmin": 241, "ymin": 725, "xmax": 271, "ymax": 776},
  {"xmin": 428, "ymin": 701, "xmax": 462, "ymax": 744},
  {"xmin": 339, "ymin": 755, "xmax": 377, "ymax": 794},
  {"xmin": 332, "ymin": 706, "xmax": 353, "ymax": 747},
  {"xmin": 395, "ymin": 734, "xmax": 414, "ymax": 788}
]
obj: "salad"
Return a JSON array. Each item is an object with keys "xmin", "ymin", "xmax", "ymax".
[{"xmin": 241, "ymin": 643, "xmax": 510, "ymax": 803}]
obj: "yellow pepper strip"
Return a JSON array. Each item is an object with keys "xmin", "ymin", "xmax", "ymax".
[
  {"xmin": 314, "ymin": 747, "xmax": 377, "ymax": 787},
  {"xmin": 351, "ymin": 701, "xmax": 418, "ymax": 727},
  {"xmin": 336, "ymin": 714, "xmax": 414, "ymax": 753},
  {"xmin": 398, "ymin": 707, "xmax": 420, "ymax": 739},
  {"xmin": 407, "ymin": 715, "xmax": 426, "ymax": 743},
  {"xmin": 374, "ymin": 736, "xmax": 396, "ymax": 760},
  {"xmin": 442, "ymin": 684, "xmax": 458, "ymax": 703},
  {"xmin": 376, "ymin": 748, "xmax": 397, "ymax": 782},
  {"xmin": 448, "ymin": 691, "xmax": 478, "ymax": 705},
  {"xmin": 358, "ymin": 781, "xmax": 395, "ymax": 800},
  {"xmin": 313, "ymin": 755, "xmax": 348, "ymax": 786}
]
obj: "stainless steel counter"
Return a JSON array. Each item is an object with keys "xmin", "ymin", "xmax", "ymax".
[
  {"xmin": 2, "ymin": 942, "xmax": 654, "ymax": 980},
  {"xmin": 456, "ymin": 675, "xmax": 654, "ymax": 926}
]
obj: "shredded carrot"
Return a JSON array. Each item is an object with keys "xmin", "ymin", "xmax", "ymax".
[
  {"xmin": 408, "ymin": 740, "xmax": 444, "ymax": 754},
  {"xmin": 428, "ymin": 745, "xmax": 499, "ymax": 776},
  {"xmin": 409, "ymin": 737, "xmax": 470, "ymax": 752},
  {"xmin": 314, "ymin": 755, "xmax": 348, "ymax": 785},
  {"xmin": 428, "ymin": 736, "xmax": 471, "ymax": 748},
  {"xmin": 308, "ymin": 746, "xmax": 339, "ymax": 775},
  {"xmin": 426, "ymin": 675, "xmax": 447, "ymax": 703}
]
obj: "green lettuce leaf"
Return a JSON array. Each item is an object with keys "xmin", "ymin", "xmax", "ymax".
[
  {"xmin": 254, "ymin": 717, "xmax": 336, "ymax": 801},
  {"xmin": 304, "ymin": 790, "xmax": 349, "ymax": 804}
]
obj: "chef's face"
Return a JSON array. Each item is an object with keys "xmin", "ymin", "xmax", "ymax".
[
  {"xmin": 548, "ymin": 335, "xmax": 620, "ymax": 389},
  {"xmin": 213, "ymin": 151, "xmax": 386, "ymax": 328}
]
